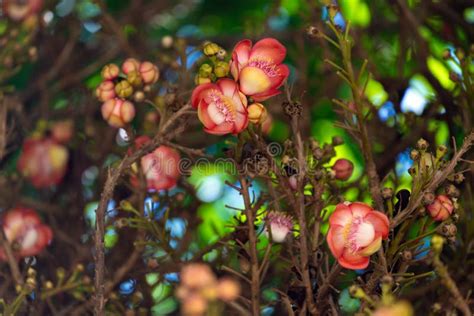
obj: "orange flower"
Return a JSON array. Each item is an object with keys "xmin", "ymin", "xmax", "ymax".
[
  {"xmin": 327, "ymin": 202, "xmax": 389, "ymax": 269},
  {"xmin": 191, "ymin": 79, "xmax": 248, "ymax": 135},
  {"xmin": 230, "ymin": 38, "xmax": 289, "ymax": 101}
]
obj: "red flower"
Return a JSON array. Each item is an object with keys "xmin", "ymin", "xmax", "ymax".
[
  {"xmin": 131, "ymin": 136, "xmax": 181, "ymax": 191},
  {"xmin": 18, "ymin": 138, "xmax": 68, "ymax": 188},
  {"xmin": 0, "ymin": 208, "xmax": 52, "ymax": 260},
  {"xmin": 427, "ymin": 195, "xmax": 454, "ymax": 221},
  {"xmin": 327, "ymin": 202, "xmax": 389, "ymax": 270},
  {"xmin": 191, "ymin": 79, "xmax": 248, "ymax": 135},
  {"xmin": 230, "ymin": 38, "xmax": 289, "ymax": 101}
]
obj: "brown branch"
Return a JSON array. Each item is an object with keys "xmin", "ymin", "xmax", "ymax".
[
  {"xmin": 93, "ymin": 104, "xmax": 192, "ymax": 315},
  {"xmin": 391, "ymin": 131, "xmax": 474, "ymax": 228}
]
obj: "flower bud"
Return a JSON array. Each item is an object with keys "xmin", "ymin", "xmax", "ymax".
[
  {"xmin": 101, "ymin": 64, "xmax": 120, "ymax": 80},
  {"xmin": 265, "ymin": 211, "xmax": 293, "ymax": 243},
  {"xmin": 453, "ymin": 173, "xmax": 465, "ymax": 184},
  {"xmin": 445, "ymin": 184, "xmax": 460, "ymax": 198},
  {"xmin": 216, "ymin": 278, "xmax": 240, "ymax": 302},
  {"xmin": 373, "ymin": 301, "xmax": 414, "ymax": 316},
  {"xmin": 101, "ymin": 98, "xmax": 136, "ymax": 128},
  {"xmin": 95, "ymin": 81, "xmax": 116, "ymax": 102},
  {"xmin": 133, "ymin": 91, "xmax": 145, "ymax": 102},
  {"xmin": 332, "ymin": 136, "xmax": 344, "ymax": 146},
  {"xmin": 182, "ymin": 294, "xmax": 208, "ymax": 316},
  {"xmin": 127, "ymin": 70, "xmax": 142, "ymax": 87},
  {"xmin": 115, "ymin": 80, "xmax": 134, "ymax": 99},
  {"xmin": 122, "ymin": 58, "xmax": 140, "ymax": 74},
  {"xmin": 431, "ymin": 234, "xmax": 444, "ymax": 253},
  {"xmin": 422, "ymin": 192, "xmax": 435, "ymax": 205},
  {"xmin": 427, "ymin": 195, "xmax": 453, "ymax": 221},
  {"xmin": 332, "ymin": 159, "xmax": 354, "ymax": 181},
  {"xmin": 139, "ymin": 61, "xmax": 159, "ymax": 84},
  {"xmin": 247, "ymin": 103, "xmax": 267, "ymax": 124},
  {"xmin": 214, "ymin": 61, "xmax": 230, "ymax": 77},
  {"xmin": 195, "ymin": 75, "xmax": 211, "ymax": 85},
  {"xmin": 416, "ymin": 138, "xmax": 429, "ymax": 151},
  {"xmin": 436, "ymin": 145, "xmax": 447, "ymax": 158},
  {"xmin": 161, "ymin": 35, "xmax": 173, "ymax": 48},
  {"xmin": 44, "ymin": 281, "xmax": 54, "ymax": 289},
  {"xmin": 216, "ymin": 49, "xmax": 227, "ymax": 60},
  {"xmin": 410, "ymin": 149, "xmax": 420, "ymax": 161},
  {"xmin": 306, "ymin": 25, "xmax": 321, "ymax": 38},
  {"xmin": 203, "ymin": 42, "xmax": 220, "ymax": 56},
  {"xmin": 51, "ymin": 120, "xmax": 74, "ymax": 144},
  {"xmin": 381, "ymin": 187, "xmax": 393, "ymax": 199},
  {"xmin": 401, "ymin": 250, "xmax": 412, "ymax": 261},
  {"xmin": 199, "ymin": 64, "xmax": 213, "ymax": 78}
]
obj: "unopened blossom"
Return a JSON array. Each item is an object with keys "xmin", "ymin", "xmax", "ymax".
[
  {"xmin": 265, "ymin": 211, "xmax": 293, "ymax": 243},
  {"xmin": 96, "ymin": 81, "xmax": 116, "ymax": 102},
  {"xmin": 130, "ymin": 136, "xmax": 181, "ymax": 191},
  {"xmin": 101, "ymin": 98, "xmax": 136, "ymax": 128},
  {"xmin": 3, "ymin": 0, "xmax": 43, "ymax": 21},
  {"xmin": 327, "ymin": 202, "xmax": 389, "ymax": 269},
  {"xmin": 230, "ymin": 38, "xmax": 289, "ymax": 101},
  {"xmin": 247, "ymin": 103, "xmax": 267, "ymax": 124},
  {"xmin": 139, "ymin": 61, "xmax": 160, "ymax": 84},
  {"xmin": 191, "ymin": 79, "xmax": 248, "ymax": 135},
  {"xmin": 373, "ymin": 301, "xmax": 414, "ymax": 316},
  {"xmin": 0, "ymin": 208, "xmax": 53, "ymax": 260},
  {"xmin": 216, "ymin": 278, "xmax": 241, "ymax": 302},
  {"xmin": 122, "ymin": 58, "xmax": 140, "ymax": 74},
  {"xmin": 332, "ymin": 158, "xmax": 354, "ymax": 180},
  {"xmin": 18, "ymin": 138, "xmax": 68, "ymax": 188},
  {"xmin": 50, "ymin": 120, "xmax": 74, "ymax": 144},
  {"xmin": 427, "ymin": 195, "xmax": 454, "ymax": 221},
  {"xmin": 101, "ymin": 64, "xmax": 120, "ymax": 80}
]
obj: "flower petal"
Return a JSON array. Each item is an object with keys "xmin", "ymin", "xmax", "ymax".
[
  {"xmin": 349, "ymin": 202, "xmax": 372, "ymax": 218},
  {"xmin": 250, "ymin": 88, "xmax": 282, "ymax": 102},
  {"xmin": 327, "ymin": 226, "xmax": 346, "ymax": 258},
  {"xmin": 239, "ymin": 66, "xmax": 272, "ymax": 96},
  {"xmin": 339, "ymin": 250, "xmax": 370, "ymax": 270},
  {"xmin": 250, "ymin": 38, "xmax": 287, "ymax": 64},
  {"xmin": 207, "ymin": 102, "xmax": 227, "ymax": 125},
  {"xmin": 197, "ymin": 102, "xmax": 216, "ymax": 129},
  {"xmin": 232, "ymin": 39, "xmax": 252, "ymax": 67},
  {"xmin": 329, "ymin": 203, "xmax": 353, "ymax": 227},
  {"xmin": 358, "ymin": 236, "xmax": 382, "ymax": 256},
  {"xmin": 191, "ymin": 83, "xmax": 216, "ymax": 109},
  {"xmin": 204, "ymin": 122, "xmax": 235, "ymax": 135},
  {"xmin": 364, "ymin": 211, "xmax": 390, "ymax": 239}
]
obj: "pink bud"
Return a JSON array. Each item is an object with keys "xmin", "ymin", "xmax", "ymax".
[
  {"xmin": 139, "ymin": 61, "xmax": 160, "ymax": 84},
  {"xmin": 96, "ymin": 81, "xmax": 116, "ymax": 102},
  {"xmin": 332, "ymin": 159, "xmax": 354, "ymax": 181},
  {"xmin": 101, "ymin": 98, "xmax": 136, "ymax": 128},
  {"xmin": 216, "ymin": 278, "xmax": 240, "ymax": 302},
  {"xmin": 427, "ymin": 195, "xmax": 454, "ymax": 221},
  {"xmin": 122, "ymin": 58, "xmax": 140, "ymax": 75},
  {"xmin": 288, "ymin": 175, "xmax": 298, "ymax": 190},
  {"xmin": 51, "ymin": 120, "xmax": 73, "ymax": 144},
  {"xmin": 265, "ymin": 211, "xmax": 293, "ymax": 243},
  {"xmin": 101, "ymin": 64, "xmax": 120, "ymax": 80}
]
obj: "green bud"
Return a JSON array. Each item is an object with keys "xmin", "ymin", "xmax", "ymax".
[
  {"xmin": 199, "ymin": 63, "xmax": 213, "ymax": 77},
  {"xmin": 203, "ymin": 42, "xmax": 220, "ymax": 56},
  {"xmin": 214, "ymin": 61, "xmax": 230, "ymax": 78},
  {"xmin": 115, "ymin": 80, "xmax": 133, "ymax": 98}
]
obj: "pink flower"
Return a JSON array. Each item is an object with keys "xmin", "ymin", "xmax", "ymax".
[
  {"xmin": 327, "ymin": 202, "xmax": 389, "ymax": 270},
  {"xmin": 96, "ymin": 81, "xmax": 116, "ymax": 102},
  {"xmin": 139, "ymin": 61, "xmax": 160, "ymax": 84},
  {"xmin": 230, "ymin": 38, "xmax": 289, "ymax": 101},
  {"xmin": 18, "ymin": 138, "xmax": 68, "ymax": 188},
  {"xmin": 427, "ymin": 195, "xmax": 454, "ymax": 221},
  {"xmin": 130, "ymin": 136, "xmax": 181, "ymax": 191},
  {"xmin": 0, "ymin": 208, "xmax": 53, "ymax": 260},
  {"xmin": 101, "ymin": 98, "xmax": 136, "ymax": 128},
  {"xmin": 191, "ymin": 79, "xmax": 248, "ymax": 135},
  {"xmin": 265, "ymin": 211, "xmax": 293, "ymax": 243},
  {"xmin": 332, "ymin": 159, "xmax": 354, "ymax": 180},
  {"xmin": 3, "ymin": 0, "xmax": 43, "ymax": 21}
]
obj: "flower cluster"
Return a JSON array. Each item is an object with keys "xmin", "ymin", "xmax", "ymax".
[
  {"xmin": 130, "ymin": 136, "xmax": 181, "ymax": 191},
  {"xmin": 327, "ymin": 202, "xmax": 389, "ymax": 269},
  {"xmin": 0, "ymin": 207, "xmax": 53, "ymax": 261},
  {"xmin": 95, "ymin": 58, "xmax": 159, "ymax": 128},
  {"xmin": 192, "ymin": 38, "xmax": 289, "ymax": 135},
  {"xmin": 176, "ymin": 263, "xmax": 240, "ymax": 315}
]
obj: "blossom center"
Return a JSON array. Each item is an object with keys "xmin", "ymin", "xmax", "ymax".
[
  {"xmin": 343, "ymin": 217, "xmax": 374, "ymax": 253},
  {"xmin": 248, "ymin": 57, "xmax": 279, "ymax": 78},
  {"xmin": 208, "ymin": 90, "xmax": 236, "ymax": 123}
]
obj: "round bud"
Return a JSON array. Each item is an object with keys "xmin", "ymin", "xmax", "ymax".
[
  {"xmin": 332, "ymin": 159, "xmax": 354, "ymax": 181},
  {"xmin": 247, "ymin": 103, "xmax": 267, "ymax": 124},
  {"xmin": 139, "ymin": 61, "xmax": 159, "ymax": 84},
  {"xmin": 101, "ymin": 64, "xmax": 120, "ymax": 80},
  {"xmin": 127, "ymin": 70, "xmax": 143, "ymax": 87},
  {"xmin": 416, "ymin": 138, "xmax": 429, "ymax": 151},
  {"xmin": 96, "ymin": 81, "xmax": 116, "ymax": 102},
  {"xmin": 214, "ymin": 61, "xmax": 230, "ymax": 78},
  {"xmin": 101, "ymin": 98, "xmax": 136, "ymax": 128},
  {"xmin": 161, "ymin": 35, "xmax": 173, "ymax": 48},
  {"xmin": 115, "ymin": 80, "xmax": 134, "ymax": 99},
  {"xmin": 133, "ymin": 91, "xmax": 145, "ymax": 102},
  {"xmin": 122, "ymin": 58, "xmax": 140, "ymax": 74},
  {"xmin": 203, "ymin": 42, "xmax": 220, "ymax": 56}
]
